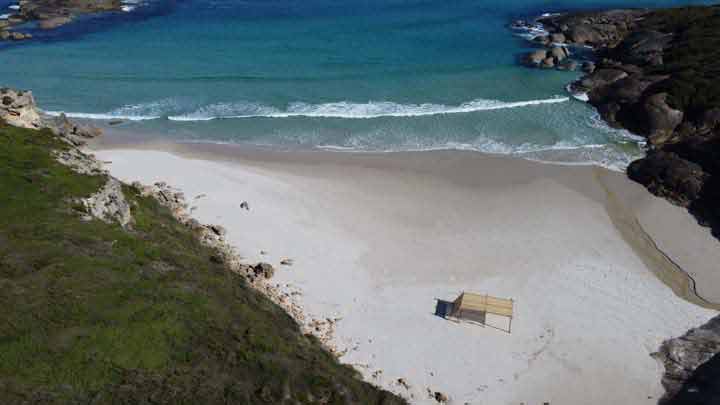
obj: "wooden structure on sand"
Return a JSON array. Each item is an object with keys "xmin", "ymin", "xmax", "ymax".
[{"xmin": 446, "ymin": 292, "xmax": 514, "ymax": 333}]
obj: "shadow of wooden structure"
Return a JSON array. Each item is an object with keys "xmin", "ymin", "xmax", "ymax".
[{"xmin": 436, "ymin": 292, "xmax": 514, "ymax": 333}]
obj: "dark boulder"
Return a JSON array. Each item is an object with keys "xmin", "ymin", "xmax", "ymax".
[
  {"xmin": 627, "ymin": 151, "xmax": 707, "ymax": 207},
  {"xmin": 252, "ymin": 262, "xmax": 275, "ymax": 279},
  {"xmin": 578, "ymin": 68, "xmax": 628, "ymax": 91},
  {"xmin": 653, "ymin": 315, "xmax": 720, "ymax": 404},
  {"xmin": 610, "ymin": 30, "xmax": 672, "ymax": 66}
]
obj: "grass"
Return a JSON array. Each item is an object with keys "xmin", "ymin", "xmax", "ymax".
[{"xmin": 0, "ymin": 122, "xmax": 405, "ymax": 404}]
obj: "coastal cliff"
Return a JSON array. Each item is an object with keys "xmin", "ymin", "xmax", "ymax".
[
  {"xmin": 520, "ymin": 6, "xmax": 720, "ymax": 238},
  {"xmin": 0, "ymin": 90, "xmax": 405, "ymax": 404}
]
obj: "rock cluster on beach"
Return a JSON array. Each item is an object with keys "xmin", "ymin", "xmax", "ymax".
[
  {"xmin": 1, "ymin": 0, "xmax": 121, "ymax": 41},
  {"xmin": 518, "ymin": 6, "xmax": 720, "ymax": 238}
]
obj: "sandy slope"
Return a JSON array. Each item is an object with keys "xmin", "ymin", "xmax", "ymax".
[{"xmin": 92, "ymin": 143, "xmax": 717, "ymax": 405}]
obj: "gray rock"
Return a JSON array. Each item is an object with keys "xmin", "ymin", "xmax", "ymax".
[
  {"xmin": 0, "ymin": 88, "xmax": 42, "ymax": 129},
  {"xmin": 38, "ymin": 15, "xmax": 73, "ymax": 30},
  {"xmin": 44, "ymin": 112, "xmax": 103, "ymax": 145},
  {"xmin": 567, "ymin": 24, "xmax": 601, "ymax": 45},
  {"xmin": 10, "ymin": 31, "xmax": 26, "ymax": 40},
  {"xmin": 611, "ymin": 30, "xmax": 672, "ymax": 66},
  {"xmin": 644, "ymin": 92, "xmax": 683, "ymax": 145},
  {"xmin": 82, "ymin": 177, "xmax": 133, "ymax": 228},
  {"xmin": 578, "ymin": 68, "xmax": 628, "ymax": 90},
  {"xmin": 652, "ymin": 315, "xmax": 720, "ymax": 401}
]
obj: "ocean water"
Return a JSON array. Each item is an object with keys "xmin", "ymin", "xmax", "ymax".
[{"xmin": 0, "ymin": 0, "xmax": 714, "ymax": 168}]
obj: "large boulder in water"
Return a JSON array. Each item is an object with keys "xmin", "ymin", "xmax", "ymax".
[
  {"xmin": 524, "ymin": 49, "xmax": 548, "ymax": 66},
  {"xmin": 38, "ymin": 15, "xmax": 73, "ymax": 30}
]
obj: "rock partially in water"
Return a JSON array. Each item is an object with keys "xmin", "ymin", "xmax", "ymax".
[
  {"xmin": 43, "ymin": 112, "xmax": 103, "ymax": 146},
  {"xmin": 524, "ymin": 49, "xmax": 548, "ymax": 66},
  {"xmin": 38, "ymin": 15, "xmax": 73, "ymax": 29}
]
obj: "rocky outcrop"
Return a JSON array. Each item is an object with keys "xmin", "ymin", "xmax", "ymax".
[
  {"xmin": 44, "ymin": 112, "xmax": 103, "ymax": 146},
  {"xmin": 0, "ymin": 88, "xmax": 41, "ymax": 129},
  {"xmin": 0, "ymin": 0, "xmax": 122, "ymax": 41},
  {"xmin": 81, "ymin": 177, "xmax": 133, "ymax": 228},
  {"xmin": 516, "ymin": 5, "xmax": 720, "ymax": 237},
  {"xmin": 653, "ymin": 315, "xmax": 720, "ymax": 404}
]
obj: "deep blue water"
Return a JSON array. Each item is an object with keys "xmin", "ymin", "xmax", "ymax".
[{"xmin": 0, "ymin": 0, "xmax": 715, "ymax": 167}]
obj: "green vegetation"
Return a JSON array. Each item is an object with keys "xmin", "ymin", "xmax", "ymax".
[
  {"xmin": 0, "ymin": 122, "xmax": 404, "ymax": 404},
  {"xmin": 644, "ymin": 6, "xmax": 720, "ymax": 116}
]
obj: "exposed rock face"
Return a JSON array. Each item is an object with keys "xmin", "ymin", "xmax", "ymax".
[
  {"xmin": 628, "ymin": 151, "xmax": 707, "ymax": 206},
  {"xmin": 82, "ymin": 177, "xmax": 133, "ymax": 228},
  {"xmin": 653, "ymin": 315, "xmax": 720, "ymax": 403},
  {"xmin": 44, "ymin": 112, "xmax": 103, "ymax": 146},
  {"xmin": 0, "ymin": 88, "xmax": 41, "ymax": 129},
  {"xmin": 644, "ymin": 93, "xmax": 684, "ymax": 144},
  {"xmin": 516, "ymin": 5, "xmax": 720, "ymax": 238}
]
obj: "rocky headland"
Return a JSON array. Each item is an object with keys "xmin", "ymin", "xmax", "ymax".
[
  {"xmin": 0, "ymin": 89, "xmax": 405, "ymax": 404},
  {"xmin": 516, "ymin": 6, "xmax": 720, "ymax": 239},
  {"xmin": 515, "ymin": 6, "xmax": 720, "ymax": 404},
  {"xmin": 1, "ymin": 0, "xmax": 121, "ymax": 41}
]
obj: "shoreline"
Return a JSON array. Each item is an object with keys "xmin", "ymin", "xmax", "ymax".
[
  {"xmin": 89, "ymin": 135, "xmax": 719, "ymax": 403},
  {"xmin": 89, "ymin": 133, "xmax": 720, "ymax": 310}
]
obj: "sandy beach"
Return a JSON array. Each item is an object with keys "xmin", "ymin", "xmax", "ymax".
[{"xmin": 91, "ymin": 138, "xmax": 719, "ymax": 405}]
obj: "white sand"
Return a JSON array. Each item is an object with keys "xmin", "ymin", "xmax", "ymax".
[{"xmin": 92, "ymin": 145, "xmax": 717, "ymax": 405}]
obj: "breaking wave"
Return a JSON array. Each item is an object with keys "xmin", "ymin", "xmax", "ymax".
[{"xmin": 44, "ymin": 96, "xmax": 569, "ymax": 121}]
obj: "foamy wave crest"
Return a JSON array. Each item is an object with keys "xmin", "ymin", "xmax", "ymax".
[
  {"xmin": 168, "ymin": 97, "xmax": 569, "ymax": 121},
  {"xmin": 43, "ymin": 111, "xmax": 160, "ymax": 121},
  {"xmin": 43, "ymin": 98, "xmax": 183, "ymax": 121}
]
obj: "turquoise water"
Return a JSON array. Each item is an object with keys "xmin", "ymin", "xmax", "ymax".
[{"xmin": 0, "ymin": 0, "xmax": 714, "ymax": 167}]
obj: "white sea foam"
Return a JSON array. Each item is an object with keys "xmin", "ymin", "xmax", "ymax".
[
  {"xmin": 43, "ymin": 111, "xmax": 160, "ymax": 121},
  {"xmin": 8, "ymin": 5, "xmax": 19, "ymax": 10},
  {"xmin": 168, "ymin": 97, "xmax": 570, "ymax": 121}
]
